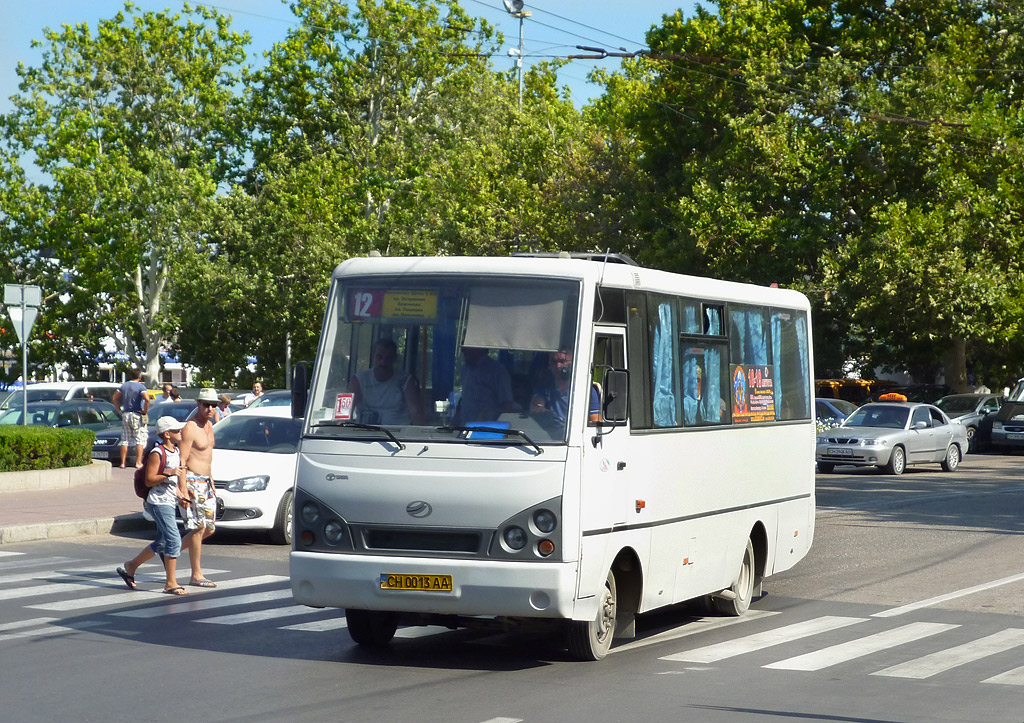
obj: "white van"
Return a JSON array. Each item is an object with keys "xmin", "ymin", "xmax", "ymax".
[{"xmin": 0, "ymin": 381, "xmax": 122, "ymax": 410}]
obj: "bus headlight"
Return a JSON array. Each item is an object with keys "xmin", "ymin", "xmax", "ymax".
[
  {"xmin": 301, "ymin": 502, "xmax": 320, "ymax": 525},
  {"xmin": 324, "ymin": 520, "xmax": 345, "ymax": 545},
  {"xmin": 503, "ymin": 526, "xmax": 528, "ymax": 550},
  {"xmin": 532, "ymin": 509, "xmax": 557, "ymax": 534}
]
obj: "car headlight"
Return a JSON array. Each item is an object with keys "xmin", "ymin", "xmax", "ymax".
[
  {"xmin": 225, "ymin": 475, "xmax": 270, "ymax": 492},
  {"xmin": 993, "ymin": 422, "xmax": 1003, "ymax": 430}
]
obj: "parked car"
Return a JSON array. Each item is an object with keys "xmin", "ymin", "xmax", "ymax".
[
  {"xmin": 0, "ymin": 399, "xmax": 121, "ymax": 431},
  {"xmin": 815, "ymin": 397, "xmax": 858, "ymax": 427},
  {"xmin": 815, "ymin": 401, "xmax": 968, "ymax": 475},
  {"xmin": 243, "ymin": 390, "xmax": 291, "ymax": 409},
  {"xmin": 934, "ymin": 393, "xmax": 1003, "ymax": 452},
  {"xmin": 92, "ymin": 401, "xmax": 198, "ymax": 465},
  {"xmin": 864, "ymin": 384, "xmax": 953, "ymax": 405},
  {"xmin": 989, "ymin": 401, "xmax": 1024, "ymax": 452},
  {"xmin": 0, "ymin": 381, "xmax": 121, "ymax": 410},
  {"xmin": 211, "ymin": 406, "xmax": 301, "ymax": 544}
]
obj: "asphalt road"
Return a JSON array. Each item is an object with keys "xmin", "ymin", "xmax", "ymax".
[{"xmin": 0, "ymin": 452, "xmax": 1021, "ymax": 723}]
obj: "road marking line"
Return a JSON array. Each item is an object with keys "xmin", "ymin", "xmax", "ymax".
[
  {"xmin": 660, "ymin": 616, "xmax": 866, "ymax": 663},
  {"xmin": 111, "ymin": 586, "xmax": 293, "ymax": 618},
  {"xmin": 764, "ymin": 622, "xmax": 959, "ymax": 671},
  {"xmin": 0, "ymin": 567, "xmax": 229, "ymax": 601},
  {"xmin": 0, "ymin": 551, "xmax": 25, "ymax": 558},
  {"xmin": 29, "ymin": 574, "xmax": 285, "ymax": 612},
  {"xmin": 0, "ymin": 556, "xmax": 75, "ymax": 573},
  {"xmin": 477, "ymin": 719, "xmax": 523, "ymax": 723},
  {"xmin": 873, "ymin": 628, "xmax": 1024, "ymax": 679},
  {"xmin": 0, "ymin": 563, "xmax": 188, "ymax": 586},
  {"xmin": 873, "ymin": 572, "xmax": 1024, "ymax": 617},
  {"xmin": 611, "ymin": 610, "xmax": 780, "ymax": 655},
  {"xmin": 281, "ymin": 618, "xmax": 349, "ymax": 632},
  {"xmin": 0, "ymin": 620, "xmax": 106, "ymax": 642},
  {"xmin": 394, "ymin": 626, "xmax": 451, "ymax": 639},
  {"xmin": 983, "ymin": 665, "xmax": 1024, "ymax": 686},
  {"xmin": 0, "ymin": 617, "xmax": 58, "ymax": 632},
  {"xmin": 197, "ymin": 604, "xmax": 315, "ymax": 625}
]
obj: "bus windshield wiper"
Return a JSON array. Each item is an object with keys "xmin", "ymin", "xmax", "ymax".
[
  {"xmin": 312, "ymin": 420, "xmax": 406, "ymax": 450},
  {"xmin": 441, "ymin": 425, "xmax": 543, "ymax": 455}
]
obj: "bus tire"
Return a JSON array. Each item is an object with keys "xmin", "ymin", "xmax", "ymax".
[
  {"xmin": 713, "ymin": 539, "xmax": 756, "ymax": 617},
  {"xmin": 884, "ymin": 446, "xmax": 906, "ymax": 475},
  {"xmin": 345, "ymin": 609, "xmax": 398, "ymax": 647},
  {"xmin": 817, "ymin": 462, "xmax": 835, "ymax": 474},
  {"xmin": 269, "ymin": 489, "xmax": 293, "ymax": 545},
  {"xmin": 567, "ymin": 570, "xmax": 617, "ymax": 661}
]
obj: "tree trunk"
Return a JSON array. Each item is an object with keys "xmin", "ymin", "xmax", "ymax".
[{"xmin": 943, "ymin": 338, "xmax": 967, "ymax": 393}]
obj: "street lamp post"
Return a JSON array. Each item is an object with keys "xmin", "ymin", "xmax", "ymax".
[{"xmin": 502, "ymin": 0, "xmax": 531, "ymax": 109}]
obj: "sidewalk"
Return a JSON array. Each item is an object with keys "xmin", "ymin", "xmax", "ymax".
[{"xmin": 0, "ymin": 464, "xmax": 150, "ymax": 544}]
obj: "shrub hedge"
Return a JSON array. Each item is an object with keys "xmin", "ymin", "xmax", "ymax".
[{"xmin": 0, "ymin": 426, "xmax": 96, "ymax": 472}]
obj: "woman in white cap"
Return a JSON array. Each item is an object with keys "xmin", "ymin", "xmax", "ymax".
[{"xmin": 117, "ymin": 415, "xmax": 190, "ymax": 594}]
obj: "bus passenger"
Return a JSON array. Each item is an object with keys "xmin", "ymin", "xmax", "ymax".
[
  {"xmin": 530, "ymin": 348, "xmax": 600, "ymax": 425},
  {"xmin": 458, "ymin": 347, "xmax": 521, "ymax": 423},
  {"xmin": 349, "ymin": 339, "xmax": 425, "ymax": 425}
]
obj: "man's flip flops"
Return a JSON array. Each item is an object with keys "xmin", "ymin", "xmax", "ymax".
[
  {"xmin": 190, "ymin": 579, "xmax": 216, "ymax": 588},
  {"xmin": 163, "ymin": 586, "xmax": 188, "ymax": 595},
  {"xmin": 116, "ymin": 566, "xmax": 136, "ymax": 590}
]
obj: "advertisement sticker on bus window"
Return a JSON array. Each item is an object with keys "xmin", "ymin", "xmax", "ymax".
[
  {"xmin": 732, "ymin": 365, "xmax": 775, "ymax": 423},
  {"xmin": 335, "ymin": 393, "xmax": 354, "ymax": 420},
  {"xmin": 348, "ymin": 289, "xmax": 438, "ymax": 323}
]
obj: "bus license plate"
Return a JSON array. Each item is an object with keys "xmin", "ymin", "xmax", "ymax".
[
  {"xmin": 380, "ymin": 574, "xmax": 453, "ymax": 592},
  {"xmin": 826, "ymin": 448, "xmax": 853, "ymax": 457}
]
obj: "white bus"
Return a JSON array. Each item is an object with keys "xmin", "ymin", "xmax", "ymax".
[{"xmin": 289, "ymin": 253, "xmax": 815, "ymax": 660}]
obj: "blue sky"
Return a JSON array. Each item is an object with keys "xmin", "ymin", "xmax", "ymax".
[{"xmin": 0, "ymin": 0, "xmax": 701, "ymax": 113}]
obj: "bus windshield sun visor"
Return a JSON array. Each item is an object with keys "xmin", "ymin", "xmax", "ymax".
[{"xmin": 463, "ymin": 286, "xmax": 566, "ymax": 351}]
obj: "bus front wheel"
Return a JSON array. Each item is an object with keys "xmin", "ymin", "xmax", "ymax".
[
  {"xmin": 713, "ymin": 539, "xmax": 756, "ymax": 616},
  {"xmin": 567, "ymin": 570, "xmax": 617, "ymax": 661},
  {"xmin": 345, "ymin": 609, "xmax": 398, "ymax": 647}
]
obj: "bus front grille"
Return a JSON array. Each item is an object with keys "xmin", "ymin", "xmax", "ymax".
[{"xmin": 363, "ymin": 528, "xmax": 483, "ymax": 554}]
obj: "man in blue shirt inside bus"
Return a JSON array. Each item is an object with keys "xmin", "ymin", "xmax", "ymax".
[{"xmin": 530, "ymin": 348, "xmax": 601, "ymax": 426}]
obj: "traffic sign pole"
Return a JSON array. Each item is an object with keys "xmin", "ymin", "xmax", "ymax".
[{"xmin": 4, "ymin": 284, "xmax": 41, "ymax": 425}]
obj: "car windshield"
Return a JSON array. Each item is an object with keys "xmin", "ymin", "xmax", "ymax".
[
  {"xmin": 306, "ymin": 273, "xmax": 582, "ymax": 445},
  {"xmin": 0, "ymin": 389, "xmax": 65, "ymax": 409},
  {"xmin": 214, "ymin": 414, "xmax": 301, "ymax": 453},
  {"xmin": 0, "ymin": 404, "xmax": 57, "ymax": 425},
  {"xmin": 149, "ymin": 403, "xmax": 195, "ymax": 426},
  {"xmin": 247, "ymin": 393, "xmax": 289, "ymax": 409},
  {"xmin": 830, "ymin": 399, "xmax": 858, "ymax": 416},
  {"xmin": 935, "ymin": 396, "xmax": 979, "ymax": 415},
  {"xmin": 843, "ymin": 405, "xmax": 909, "ymax": 429}
]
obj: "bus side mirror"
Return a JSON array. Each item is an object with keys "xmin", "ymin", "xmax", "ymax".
[
  {"xmin": 602, "ymin": 368, "xmax": 629, "ymax": 423},
  {"xmin": 291, "ymin": 363, "xmax": 309, "ymax": 419}
]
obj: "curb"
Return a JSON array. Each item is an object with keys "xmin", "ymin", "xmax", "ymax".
[
  {"xmin": 0, "ymin": 512, "xmax": 151, "ymax": 545},
  {"xmin": 0, "ymin": 460, "xmax": 111, "ymax": 493}
]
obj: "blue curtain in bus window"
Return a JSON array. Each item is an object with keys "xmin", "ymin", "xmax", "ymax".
[
  {"xmin": 730, "ymin": 308, "xmax": 767, "ymax": 365},
  {"xmin": 771, "ymin": 313, "xmax": 782, "ymax": 415},
  {"xmin": 796, "ymin": 315, "xmax": 810, "ymax": 417},
  {"xmin": 652, "ymin": 302, "xmax": 678, "ymax": 427},
  {"xmin": 701, "ymin": 308, "xmax": 722, "ymax": 422},
  {"xmin": 682, "ymin": 302, "xmax": 700, "ymax": 334}
]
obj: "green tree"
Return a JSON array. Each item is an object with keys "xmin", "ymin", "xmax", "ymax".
[{"xmin": 1, "ymin": 2, "xmax": 249, "ymax": 385}]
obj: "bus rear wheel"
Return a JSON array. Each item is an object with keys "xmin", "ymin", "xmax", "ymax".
[
  {"xmin": 345, "ymin": 609, "xmax": 398, "ymax": 647},
  {"xmin": 712, "ymin": 539, "xmax": 756, "ymax": 616},
  {"xmin": 567, "ymin": 570, "xmax": 617, "ymax": 660}
]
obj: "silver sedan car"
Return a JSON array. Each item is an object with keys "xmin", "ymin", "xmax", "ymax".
[{"xmin": 815, "ymin": 402, "xmax": 968, "ymax": 475}]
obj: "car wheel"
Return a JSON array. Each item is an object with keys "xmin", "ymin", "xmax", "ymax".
[
  {"xmin": 965, "ymin": 426, "xmax": 976, "ymax": 453},
  {"xmin": 884, "ymin": 446, "xmax": 906, "ymax": 475},
  {"xmin": 941, "ymin": 444, "xmax": 961, "ymax": 472},
  {"xmin": 269, "ymin": 489, "xmax": 293, "ymax": 545},
  {"xmin": 817, "ymin": 462, "xmax": 835, "ymax": 474}
]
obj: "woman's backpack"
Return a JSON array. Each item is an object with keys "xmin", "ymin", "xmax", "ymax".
[{"xmin": 133, "ymin": 444, "xmax": 167, "ymax": 499}]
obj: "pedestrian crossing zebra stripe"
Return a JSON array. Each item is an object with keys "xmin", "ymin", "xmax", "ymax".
[
  {"xmin": 983, "ymin": 664, "xmax": 1024, "ymax": 685},
  {"xmin": 0, "ymin": 551, "xmax": 25, "ymax": 558},
  {"xmin": 873, "ymin": 628, "xmax": 1024, "ymax": 679},
  {"xmin": 0, "ymin": 620, "xmax": 106, "ymax": 642},
  {"xmin": 20, "ymin": 568, "xmax": 235, "ymax": 610},
  {"xmin": 660, "ymin": 616, "xmax": 867, "ymax": 663},
  {"xmin": 0, "ymin": 616, "xmax": 58, "ymax": 632},
  {"xmin": 281, "ymin": 618, "xmax": 349, "ymax": 632},
  {"xmin": 764, "ymin": 622, "xmax": 959, "ymax": 671},
  {"xmin": 111, "ymin": 582, "xmax": 292, "ymax": 618},
  {"xmin": 197, "ymin": 604, "xmax": 316, "ymax": 625},
  {"xmin": 873, "ymin": 571, "xmax": 1024, "ymax": 618}
]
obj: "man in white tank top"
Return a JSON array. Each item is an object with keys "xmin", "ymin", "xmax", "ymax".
[{"xmin": 350, "ymin": 339, "xmax": 424, "ymax": 425}]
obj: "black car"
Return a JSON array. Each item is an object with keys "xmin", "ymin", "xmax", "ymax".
[
  {"xmin": 934, "ymin": 393, "xmax": 1003, "ymax": 452},
  {"xmin": 92, "ymin": 401, "xmax": 198, "ymax": 465},
  {"xmin": 0, "ymin": 399, "xmax": 121, "ymax": 430}
]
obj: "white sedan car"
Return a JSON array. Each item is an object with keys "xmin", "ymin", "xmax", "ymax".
[{"xmin": 212, "ymin": 406, "xmax": 301, "ymax": 544}]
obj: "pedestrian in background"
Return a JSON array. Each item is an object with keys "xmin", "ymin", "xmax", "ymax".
[
  {"xmin": 179, "ymin": 387, "xmax": 219, "ymax": 588},
  {"xmin": 112, "ymin": 368, "xmax": 150, "ymax": 469},
  {"xmin": 214, "ymin": 394, "xmax": 233, "ymax": 423},
  {"xmin": 151, "ymin": 382, "xmax": 174, "ymax": 406},
  {"xmin": 242, "ymin": 381, "xmax": 263, "ymax": 407},
  {"xmin": 117, "ymin": 416, "xmax": 190, "ymax": 595}
]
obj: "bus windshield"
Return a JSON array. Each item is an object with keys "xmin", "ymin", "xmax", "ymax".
[{"xmin": 305, "ymin": 274, "xmax": 582, "ymax": 445}]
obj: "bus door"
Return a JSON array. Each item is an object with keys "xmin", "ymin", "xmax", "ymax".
[{"xmin": 578, "ymin": 330, "xmax": 636, "ymax": 597}]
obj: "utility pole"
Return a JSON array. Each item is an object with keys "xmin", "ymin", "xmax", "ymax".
[{"xmin": 502, "ymin": 0, "xmax": 531, "ymax": 110}]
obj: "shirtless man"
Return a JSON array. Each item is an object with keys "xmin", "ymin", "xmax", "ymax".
[{"xmin": 179, "ymin": 387, "xmax": 219, "ymax": 588}]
